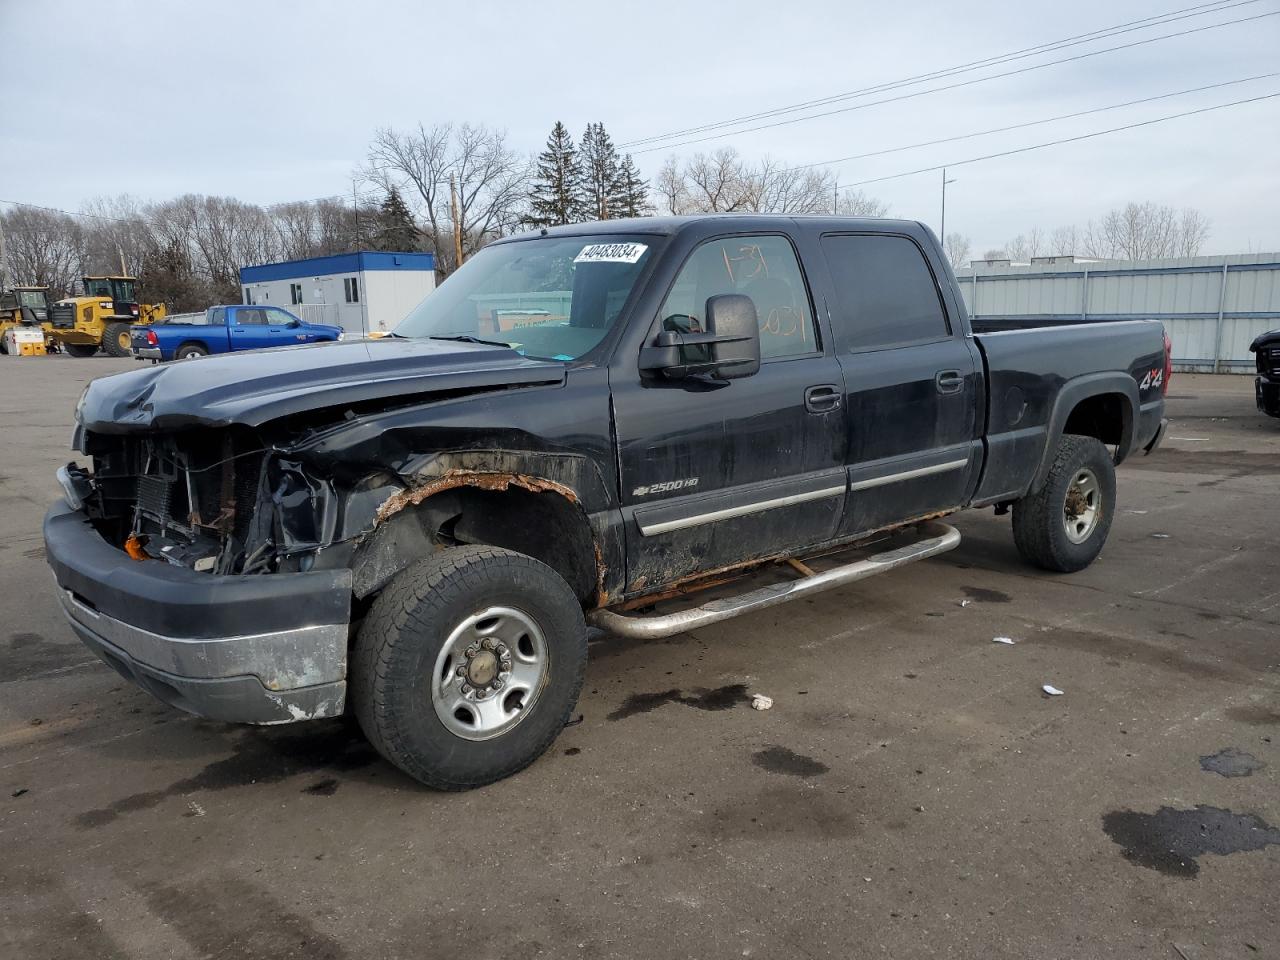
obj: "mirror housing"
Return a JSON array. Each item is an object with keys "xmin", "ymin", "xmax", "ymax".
[
  {"xmin": 286, "ymin": 318, "xmax": 301, "ymax": 328},
  {"xmin": 640, "ymin": 294, "xmax": 761, "ymax": 380}
]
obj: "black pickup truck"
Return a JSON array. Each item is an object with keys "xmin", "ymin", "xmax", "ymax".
[{"xmin": 45, "ymin": 215, "xmax": 1169, "ymax": 789}]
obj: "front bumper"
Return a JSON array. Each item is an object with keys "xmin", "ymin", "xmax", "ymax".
[
  {"xmin": 43, "ymin": 501, "xmax": 353, "ymax": 724},
  {"xmin": 133, "ymin": 346, "xmax": 161, "ymax": 360},
  {"xmin": 1257, "ymin": 377, "xmax": 1280, "ymax": 418}
]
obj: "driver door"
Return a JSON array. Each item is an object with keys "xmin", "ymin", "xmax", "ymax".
[{"xmin": 611, "ymin": 234, "xmax": 848, "ymax": 594}]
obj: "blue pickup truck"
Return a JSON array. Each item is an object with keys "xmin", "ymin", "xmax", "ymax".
[{"xmin": 132, "ymin": 305, "xmax": 344, "ymax": 361}]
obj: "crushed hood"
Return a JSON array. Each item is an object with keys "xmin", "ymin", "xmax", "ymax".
[{"xmin": 77, "ymin": 338, "xmax": 566, "ymax": 433}]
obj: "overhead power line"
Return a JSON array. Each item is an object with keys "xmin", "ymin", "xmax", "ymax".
[
  {"xmin": 621, "ymin": 0, "xmax": 1258, "ymax": 149},
  {"xmin": 834, "ymin": 90, "xmax": 1280, "ymax": 189},
  {"xmin": 792, "ymin": 71, "xmax": 1279, "ymax": 173},
  {"xmin": 627, "ymin": 7, "xmax": 1278, "ymax": 155}
]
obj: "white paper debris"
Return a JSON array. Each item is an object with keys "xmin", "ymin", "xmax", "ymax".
[
  {"xmin": 1042, "ymin": 684, "xmax": 1064, "ymax": 696},
  {"xmin": 1126, "ymin": 509, "xmax": 1148, "ymax": 515},
  {"xmin": 992, "ymin": 637, "xmax": 1016, "ymax": 645},
  {"xmin": 751, "ymin": 694, "xmax": 773, "ymax": 711},
  {"xmin": 959, "ymin": 599, "xmax": 972, "ymax": 607},
  {"xmin": 1151, "ymin": 533, "xmax": 1171, "ymax": 539}
]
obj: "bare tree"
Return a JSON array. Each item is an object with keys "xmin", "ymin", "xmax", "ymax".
[
  {"xmin": 1004, "ymin": 227, "xmax": 1046, "ymax": 263},
  {"xmin": 0, "ymin": 206, "xmax": 84, "ymax": 296},
  {"xmin": 80, "ymin": 195, "xmax": 152, "ymax": 276},
  {"xmin": 1049, "ymin": 225, "xmax": 1080, "ymax": 256},
  {"xmin": 837, "ymin": 189, "xmax": 890, "ymax": 218},
  {"xmin": 943, "ymin": 233, "xmax": 972, "ymax": 268},
  {"xmin": 743, "ymin": 157, "xmax": 836, "ymax": 214},
  {"xmin": 1082, "ymin": 202, "xmax": 1210, "ymax": 260},
  {"xmin": 655, "ymin": 156, "xmax": 687, "ymax": 215},
  {"xmin": 980, "ymin": 248, "xmax": 1007, "ymax": 261},
  {"xmin": 1175, "ymin": 208, "xmax": 1211, "ymax": 258},
  {"xmin": 368, "ymin": 123, "xmax": 529, "ymax": 272},
  {"xmin": 683, "ymin": 148, "xmax": 753, "ymax": 213}
]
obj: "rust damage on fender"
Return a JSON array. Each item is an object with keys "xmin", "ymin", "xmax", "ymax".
[{"xmin": 373, "ymin": 469, "xmax": 580, "ymax": 526}]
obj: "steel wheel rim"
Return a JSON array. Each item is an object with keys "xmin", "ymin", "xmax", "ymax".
[
  {"xmin": 430, "ymin": 605, "xmax": 548, "ymax": 741},
  {"xmin": 1063, "ymin": 467, "xmax": 1101, "ymax": 543},
  {"xmin": 118, "ymin": 330, "xmax": 132, "ymax": 350}
]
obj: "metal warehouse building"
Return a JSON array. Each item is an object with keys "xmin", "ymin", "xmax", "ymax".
[
  {"xmin": 952, "ymin": 252, "xmax": 1280, "ymax": 372},
  {"xmin": 239, "ymin": 251, "xmax": 436, "ymax": 336}
]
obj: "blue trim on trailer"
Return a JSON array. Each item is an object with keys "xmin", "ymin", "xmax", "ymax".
[
  {"xmin": 240, "ymin": 251, "xmax": 435, "ymax": 284},
  {"xmin": 971, "ymin": 311, "xmax": 1280, "ymax": 323}
]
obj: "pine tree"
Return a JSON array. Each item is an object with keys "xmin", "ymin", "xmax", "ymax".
[
  {"xmin": 526, "ymin": 122, "xmax": 584, "ymax": 228},
  {"xmin": 373, "ymin": 187, "xmax": 421, "ymax": 251},
  {"xmin": 613, "ymin": 154, "xmax": 651, "ymax": 219},
  {"xmin": 579, "ymin": 122, "xmax": 623, "ymax": 221}
]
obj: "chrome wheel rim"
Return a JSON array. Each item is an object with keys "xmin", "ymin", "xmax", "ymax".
[
  {"xmin": 1063, "ymin": 468, "xmax": 1101, "ymax": 544},
  {"xmin": 430, "ymin": 605, "xmax": 548, "ymax": 741}
]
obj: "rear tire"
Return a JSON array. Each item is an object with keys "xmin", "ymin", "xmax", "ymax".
[
  {"xmin": 352, "ymin": 545, "xmax": 587, "ymax": 790},
  {"xmin": 64, "ymin": 343, "xmax": 98, "ymax": 358},
  {"xmin": 175, "ymin": 342, "xmax": 208, "ymax": 360},
  {"xmin": 1012, "ymin": 434, "xmax": 1116, "ymax": 573},
  {"xmin": 103, "ymin": 322, "xmax": 132, "ymax": 358}
]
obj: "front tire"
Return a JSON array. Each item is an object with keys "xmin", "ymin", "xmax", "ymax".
[
  {"xmin": 64, "ymin": 342, "xmax": 98, "ymax": 358},
  {"xmin": 352, "ymin": 545, "xmax": 587, "ymax": 790},
  {"xmin": 103, "ymin": 322, "xmax": 133, "ymax": 357},
  {"xmin": 1012, "ymin": 434, "xmax": 1116, "ymax": 573}
]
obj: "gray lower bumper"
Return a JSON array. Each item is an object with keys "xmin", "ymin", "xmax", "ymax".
[
  {"xmin": 57, "ymin": 587, "xmax": 347, "ymax": 724},
  {"xmin": 133, "ymin": 347, "xmax": 161, "ymax": 359}
]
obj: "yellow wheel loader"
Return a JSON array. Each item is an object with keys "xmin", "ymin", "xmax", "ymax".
[
  {"xmin": 48, "ymin": 276, "xmax": 167, "ymax": 358},
  {"xmin": 0, "ymin": 286, "xmax": 52, "ymax": 354}
]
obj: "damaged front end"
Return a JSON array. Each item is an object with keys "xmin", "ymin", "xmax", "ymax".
[{"xmin": 75, "ymin": 426, "xmax": 345, "ymax": 577}]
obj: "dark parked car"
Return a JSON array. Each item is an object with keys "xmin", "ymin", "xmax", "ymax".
[
  {"xmin": 132, "ymin": 304, "xmax": 343, "ymax": 361},
  {"xmin": 1250, "ymin": 329, "xmax": 1280, "ymax": 417},
  {"xmin": 46, "ymin": 215, "xmax": 1168, "ymax": 789}
]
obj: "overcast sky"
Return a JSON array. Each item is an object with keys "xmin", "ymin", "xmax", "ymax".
[{"xmin": 3, "ymin": 0, "xmax": 1278, "ymax": 254}]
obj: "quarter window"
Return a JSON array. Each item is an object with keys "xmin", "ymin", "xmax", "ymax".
[
  {"xmin": 658, "ymin": 235, "xmax": 817, "ymax": 360},
  {"xmin": 820, "ymin": 234, "xmax": 950, "ymax": 352}
]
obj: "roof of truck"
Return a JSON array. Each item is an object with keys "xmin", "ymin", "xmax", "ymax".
[{"xmin": 497, "ymin": 214, "xmax": 927, "ymax": 244}]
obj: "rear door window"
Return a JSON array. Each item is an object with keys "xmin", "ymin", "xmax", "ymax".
[{"xmin": 821, "ymin": 234, "xmax": 950, "ymax": 352}]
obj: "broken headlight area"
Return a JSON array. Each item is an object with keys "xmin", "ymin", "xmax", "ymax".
[{"xmin": 77, "ymin": 429, "xmax": 340, "ymax": 576}]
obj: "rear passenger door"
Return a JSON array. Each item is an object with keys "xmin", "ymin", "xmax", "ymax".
[
  {"xmin": 229, "ymin": 307, "xmax": 276, "ymax": 351},
  {"xmin": 816, "ymin": 232, "xmax": 982, "ymax": 537}
]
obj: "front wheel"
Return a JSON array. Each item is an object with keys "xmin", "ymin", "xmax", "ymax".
[
  {"xmin": 1012, "ymin": 434, "xmax": 1116, "ymax": 573},
  {"xmin": 64, "ymin": 342, "xmax": 98, "ymax": 358},
  {"xmin": 352, "ymin": 545, "xmax": 587, "ymax": 790},
  {"xmin": 103, "ymin": 322, "xmax": 133, "ymax": 357}
]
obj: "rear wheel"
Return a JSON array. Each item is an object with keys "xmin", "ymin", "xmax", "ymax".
[
  {"xmin": 103, "ymin": 322, "xmax": 132, "ymax": 358},
  {"xmin": 64, "ymin": 343, "xmax": 98, "ymax": 358},
  {"xmin": 1012, "ymin": 434, "xmax": 1116, "ymax": 573},
  {"xmin": 175, "ymin": 342, "xmax": 208, "ymax": 360},
  {"xmin": 352, "ymin": 545, "xmax": 587, "ymax": 790}
]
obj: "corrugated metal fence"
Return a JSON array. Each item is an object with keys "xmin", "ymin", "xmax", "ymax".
[{"xmin": 953, "ymin": 252, "xmax": 1280, "ymax": 372}]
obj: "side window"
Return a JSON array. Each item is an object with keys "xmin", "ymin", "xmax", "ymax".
[
  {"xmin": 243, "ymin": 288, "xmax": 251, "ymax": 304},
  {"xmin": 236, "ymin": 308, "xmax": 268, "ymax": 326},
  {"xmin": 657, "ymin": 235, "xmax": 817, "ymax": 360},
  {"xmin": 344, "ymin": 277, "xmax": 360, "ymax": 303},
  {"xmin": 267, "ymin": 309, "xmax": 295, "ymax": 325},
  {"xmin": 290, "ymin": 283, "xmax": 302, "ymax": 305},
  {"xmin": 821, "ymin": 234, "xmax": 950, "ymax": 352}
]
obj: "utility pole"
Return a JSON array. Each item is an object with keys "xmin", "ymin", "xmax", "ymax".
[
  {"xmin": 833, "ymin": 182, "xmax": 839, "ymax": 215},
  {"xmin": 352, "ymin": 178, "xmax": 360, "ymax": 250},
  {"xmin": 940, "ymin": 168, "xmax": 957, "ymax": 241},
  {"xmin": 450, "ymin": 174, "xmax": 464, "ymax": 270},
  {"xmin": 117, "ymin": 244, "xmax": 128, "ymax": 276},
  {"xmin": 0, "ymin": 212, "xmax": 8, "ymax": 290}
]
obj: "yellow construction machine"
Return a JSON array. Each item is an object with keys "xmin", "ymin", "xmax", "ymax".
[
  {"xmin": 0, "ymin": 286, "xmax": 52, "ymax": 354},
  {"xmin": 47, "ymin": 276, "xmax": 167, "ymax": 357}
]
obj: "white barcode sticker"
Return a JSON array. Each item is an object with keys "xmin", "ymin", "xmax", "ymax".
[{"xmin": 574, "ymin": 242, "xmax": 647, "ymax": 264}]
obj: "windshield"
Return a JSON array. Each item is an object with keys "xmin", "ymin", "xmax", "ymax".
[
  {"xmin": 395, "ymin": 234, "xmax": 658, "ymax": 361},
  {"xmin": 17, "ymin": 290, "xmax": 47, "ymax": 309}
]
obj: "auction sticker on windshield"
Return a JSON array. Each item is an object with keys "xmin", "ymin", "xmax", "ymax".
[{"xmin": 574, "ymin": 242, "xmax": 648, "ymax": 264}]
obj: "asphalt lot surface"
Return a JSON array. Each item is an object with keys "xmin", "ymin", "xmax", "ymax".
[{"xmin": 1, "ymin": 356, "xmax": 1277, "ymax": 959}]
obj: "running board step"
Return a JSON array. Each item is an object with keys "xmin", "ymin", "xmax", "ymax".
[{"xmin": 589, "ymin": 521, "xmax": 961, "ymax": 640}]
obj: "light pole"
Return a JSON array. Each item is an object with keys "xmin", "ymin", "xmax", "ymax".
[{"xmin": 940, "ymin": 168, "xmax": 957, "ymax": 241}]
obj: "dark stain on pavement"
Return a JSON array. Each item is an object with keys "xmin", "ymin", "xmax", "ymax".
[
  {"xmin": 304, "ymin": 778, "xmax": 340, "ymax": 796},
  {"xmin": 608, "ymin": 683, "xmax": 750, "ymax": 720},
  {"xmin": 752, "ymin": 746, "xmax": 829, "ymax": 777},
  {"xmin": 1226, "ymin": 704, "xmax": 1280, "ymax": 726},
  {"xmin": 3, "ymin": 631, "xmax": 96, "ymax": 682},
  {"xmin": 75, "ymin": 720, "xmax": 378, "ymax": 828},
  {"xmin": 1123, "ymin": 448, "xmax": 1280, "ymax": 478},
  {"xmin": 1102, "ymin": 804, "xmax": 1280, "ymax": 877},
  {"xmin": 1199, "ymin": 747, "xmax": 1265, "ymax": 778},
  {"xmin": 1036, "ymin": 628, "xmax": 1243, "ymax": 682},
  {"xmin": 962, "ymin": 586, "xmax": 1011, "ymax": 603}
]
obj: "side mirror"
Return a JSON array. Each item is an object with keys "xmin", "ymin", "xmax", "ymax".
[
  {"xmin": 640, "ymin": 293, "xmax": 761, "ymax": 380},
  {"xmin": 286, "ymin": 318, "xmax": 301, "ymax": 328}
]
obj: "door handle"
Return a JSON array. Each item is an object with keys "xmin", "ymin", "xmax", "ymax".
[
  {"xmin": 804, "ymin": 384, "xmax": 842, "ymax": 413},
  {"xmin": 935, "ymin": 370, "xmax": 965, "ymax": 395}
]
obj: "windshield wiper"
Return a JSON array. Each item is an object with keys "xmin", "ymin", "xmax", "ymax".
[{"xmin": 429, "ymin": 334, "xmax": 512, "ymax": 348}]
